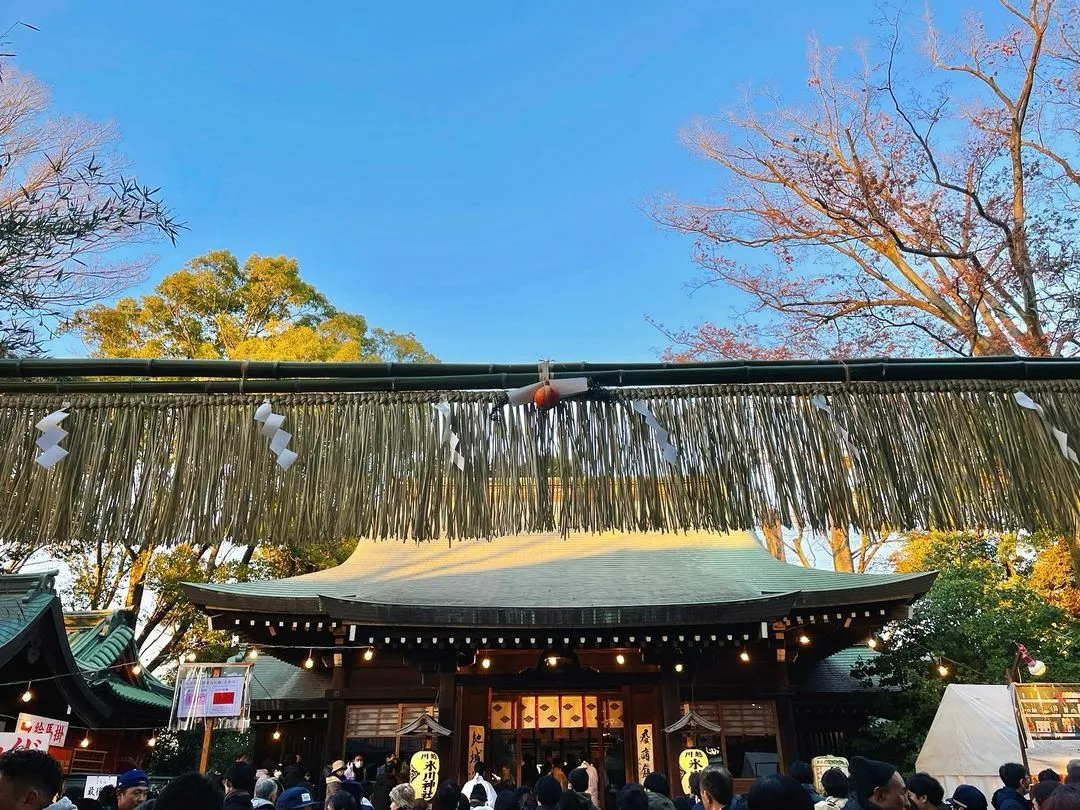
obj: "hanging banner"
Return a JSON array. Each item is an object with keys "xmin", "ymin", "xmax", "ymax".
[
  {"xmin": 636, "ymin": 724, "xmax": 654, "ymax": 781},
  {"xmin": 171, "ymin": 662, "xmax": 253, "ymax": 731},
  {"xmin": 467, "ymin": 725, "xmax": 485, "ymax": 770},
  {"xmin": 0, "ymin": 732, "xmax": 49, "ymax": 755},
  {"xmin": 410, "ymin": 751, "xmax": 440, "ymax": 801},
  {"xmin": 679, "ymin": 748, "xmax": 707, "ymax": 796},
  {"xmin": 16, "ymin": 713, "xmax": 69, "ymax": 747},
  {"xmin": 811, "ymin": 756, "xmax": 849, "ymax": 794},
  {"xmin": 84, "ymin": 775, "xmax": 119, "ymax": 799}
]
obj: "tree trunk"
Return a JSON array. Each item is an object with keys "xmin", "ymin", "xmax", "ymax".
[
  {"xmin": 1068, "ymin": 532, "xmax": 1080, "ymax": 586},
  {"xmin": 761, "ymin": 521, "xmax": 787, "ymax": 562},
  {"xmin": 829, "ymin": 526, "xmax": 855, "ymax": 573}
]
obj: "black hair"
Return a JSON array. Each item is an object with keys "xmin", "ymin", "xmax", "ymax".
[
  {"xmin": 1042, "ymin": 771, "xmax": 1063, "ymax": 784},
  {"xmin": 1001, "ymin": 763, "xmax": 1028, "ymax": 790},
  {"xmin": 438, "ymin": 783, "xmax": 462, "ymax": 810},
  {"xmin": 475, "ymin": 762, "xmax": 487, "ymax": 775},
  {"xmin": 699, "ymin": 766, "xmax": 734, "ymax": 807},
  {"xmin": 156, "ymin": 773, "xmax": 225, "ymax": 810},
  {"xmin": 617, "ymin": 785, "xmax": 649, "ymax": 810},
  {"xmin": 495, "ymin": 791, "xmax": 520, "ymax": 810},
  {"xmin": 906, "ymin": 773, "xmax": 943, "ymax": 806},
  {"xmin": 536, "ymin": 776, "xmax": 563, "ymax": 807},
  {"xmin": 329, "ymin": 791, "xmax": 360, "ymax": 810},
  {"xmin": 225, "ymin": 761, "xmax": 256, "ymax": 794},
  {"xmin": 688, "ymin": 773, "xmax": 701, "ymax": 798},
  {"xmin": 459, "ymin": 795, "xmax": 472, "ymax": 810},
  {"xmin": 788, "ymin": 762, "xmax": 814, "ymax": 785},
  {"xmin": 0, "ymin": 749, "xmax": 63, "ymax": 809},
  {"xmin": 673, "ymin": 799, "xmax": 694, "ymax": 810},
  {"xmin": 472, "ymin": 785, "xmax": 490, "ymax": 803},
  {"xmin": 568, "ymin": 769, "xmax": 589, "ymax": 793},
  {"xmin": 643, "ymin": 773, "xmax": 670, "ymax": 798},
  {"xmin": 1032, "ymin": 782, "xmax": 1060, "ymax": 807},
  {"xmin": 848, "ymin": 757, "xmax": 898, "ymax": 805},
  {"xmin": 821, "ymin": 769, "xmax": 850, "ymax": 801},
  {"xmin": 746, "ymin": 775, "xmax": 814, "ymax": 810},
  {"xmin": 97, "ymin": 785, "xmax": 117, "ymax": 807}
]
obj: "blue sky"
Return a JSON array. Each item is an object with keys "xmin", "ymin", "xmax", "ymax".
[{"xmin": 9, "ymin": 0, "xmax": 977, "ymax": 362}]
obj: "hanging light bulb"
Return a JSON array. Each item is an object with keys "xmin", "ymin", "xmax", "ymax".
[
  {"xmin": 304, "ymin": 651, "xmax": 315, "ymax": 670},
  {"xmin": 739, "ymin": 650, "xmax": 751, "ymax": 663},
  {"xmin": 937, "ymin": 662, "xmax": 950, "ymax": 678},
  {"xmin": 21, "ymin": 682, "xmax": 33, "ymax": 703},
  {"xmin": 674, "ymin": 663, "xmax": 684, "ymax": 673},
  {"xmin": 80, "ymin": 736, "xmax": 90, "ymax": 748},
  {"xmin": 797, "ymin": 634, "xmax": 811, "ymax": 646},
  {"xmin": 273, "ymin": 729, "xmax": 282, "ymax": 741},
  {"xmin": 247, "ymin": 648, "xmax": 259, "ymax": 660},
  {"xmin": 185, "ymin": 651, "xmax": 197, "ymax": 662},
  {"xmin": 147, "ymin": 736, "xmax": 157, "ymax": 748},
  {"xmin": 132, "ymin": 663, "xmax": 143, "ymax": 675},
  {"xmin": 363, "ymin": 648, "xmax": 374, "ymax": 662},
  {"xmin": 616, "ymin": 654, "xmax": 626, "ymax": 665},
  {"xmin": 867, "ymin": 638, "xmax": 879, "ymax": 649},
  {"xmin": 1016, "ymin": 643, "xmax": 1047, "ymax": 677},
  {"xmin": 547, "ymin": 656, "xmax": 558, "ymax": 667},
  {"xmin": 480, "ymin": 658, "xmax": 491, "ymax": 670}
]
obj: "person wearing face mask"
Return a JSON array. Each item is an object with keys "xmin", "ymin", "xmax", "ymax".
[
  {"xmin": 993, "ymin": 764, "xmax": 1032, "ymax": 810},
  {"xmin": 845, "ymin": 757, "xmax": 908, "ymax": 810}
]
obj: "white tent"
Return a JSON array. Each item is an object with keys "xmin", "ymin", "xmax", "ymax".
[{"xmin": 916, "ymin": 684, "xmax": 1080, "ymax": 797}]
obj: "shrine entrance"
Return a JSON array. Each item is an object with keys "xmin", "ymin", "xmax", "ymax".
[{"xmin": 486, "ymin": 693, "xmax": 628, "ymax": 807}]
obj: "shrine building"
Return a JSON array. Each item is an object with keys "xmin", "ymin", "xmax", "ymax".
[{"xmin": 184, "ymin": 530, "xmax": 933, "ymax": 801}]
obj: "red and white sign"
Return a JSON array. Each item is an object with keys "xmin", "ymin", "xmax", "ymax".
[
  {"xmin": 16, "ymin": 713, "xmax": 69, "ymax": 747},
  {"xmin": 0, "ymin": 732, "xmax": 50, "ymax": 755},
  {"xmin": 177, "ymin": 675, "xmax": 246, "ymax": 718}
]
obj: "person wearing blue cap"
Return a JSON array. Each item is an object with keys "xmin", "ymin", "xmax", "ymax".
[
  {"xmin": 111, "ymin": 770, "xmax": 149, "ymax": 810},
  {"xmin": 276, "ymin": 786, "xmax": 321, "ymax": 810}
]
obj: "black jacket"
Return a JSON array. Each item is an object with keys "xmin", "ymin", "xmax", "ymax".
[
  {"xmin": 224, "ymin": 791, "xmax": 253, "ymax": 810},
  {"xmin": 992, "ymin": 788, "xmax": 1031, "ymax": 810}
]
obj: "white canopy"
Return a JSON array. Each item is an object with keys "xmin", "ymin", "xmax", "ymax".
[{"xmin": 916, "ymin": 684, "xmax": 1080, "ymax": 797}]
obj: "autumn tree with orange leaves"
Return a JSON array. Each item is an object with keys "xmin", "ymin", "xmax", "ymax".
[{"xmin": 655, "ymin": 0, "xmax": 1080, "ymax": 361}]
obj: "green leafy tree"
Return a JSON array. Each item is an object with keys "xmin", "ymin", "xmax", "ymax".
[
  {"xmin": 147, "ymin": 729, "xmax": 252, "ymax": 777},
  {"xmin": 69, "ymin": 250, "xmax": 434, "ymax": 361},
  {"xmin": 852, "ymin": 531, "xmax": 1080, "ymax": 770},
  {"xmin": 50, "ymin": 251, "xmax": 430, "ymax": 670}
]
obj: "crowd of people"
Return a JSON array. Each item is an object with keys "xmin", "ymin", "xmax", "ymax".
[{"xmin": 2, "ymin": 747, "xmax": 1079, "ymax": 810}]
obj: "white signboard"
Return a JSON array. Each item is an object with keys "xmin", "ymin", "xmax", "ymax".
[
  {"xmin": 177, "ymin": 675, "xmax": 246, "ymax": 719},
  {"xmin": 0, "ymin": 732, "xmax": 50, "ymax": 755},
  {"xmin": 16, "ymin": 713, "xmax": 69, "ymax": 747},
  {"xmin": 84, "ymin": 775, "xmax": 118, "ymax": 799}
]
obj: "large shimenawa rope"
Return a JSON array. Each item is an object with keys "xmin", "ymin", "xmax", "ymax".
[{"xmin": 1, "ymin": 379, "xmax": 1079, "ymax": 546}]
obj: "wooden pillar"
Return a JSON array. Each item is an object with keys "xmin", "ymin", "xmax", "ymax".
[
  {"xmin": 660, "ymin": 671, "xmax": 681, "ymax": 794},
  {"xmin": 774, "ymin": 660, "xmax": 798, "ymax": 771},
  {"xmin": 325, "ymin": 642, "xmax": 350, "ymax": 766},
  {"xmin": 437, "ymin": 667, "xmax": 457, "ymax": 785}
]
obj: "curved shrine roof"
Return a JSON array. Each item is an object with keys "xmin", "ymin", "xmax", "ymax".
[{"xmin": 185, "ymin": 531, "xmax": 934, "ymax": 628}]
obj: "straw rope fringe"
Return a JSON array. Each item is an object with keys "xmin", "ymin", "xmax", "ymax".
[{"xmin": 2, "ymin": 379, "xmax": 1080, "ymax": 545}]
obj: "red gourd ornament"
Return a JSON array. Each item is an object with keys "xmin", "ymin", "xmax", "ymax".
[{"xmin": 534, "ymin": 382, "xmax": 561, "ymax": 411}]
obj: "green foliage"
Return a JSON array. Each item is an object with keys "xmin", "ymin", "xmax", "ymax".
[
  {"xmin": 146, "ymin": 729, "xmax": 252, "ymax": 777},
  {"xmin": 69, "ymin": 250, "xmax": 435, "ymax": 362},
  {"xmin": 853, "ymin": 531, "xmax": 1080, "ymax": 770}
]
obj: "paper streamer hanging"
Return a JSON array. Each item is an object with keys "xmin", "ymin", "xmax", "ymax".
[
  {"xmin": 253, "ymin": 400, "xmax": 298, "ymax": 470},
  {"xmin": 1014, "ymin": 390, "xmax": 1079, "ymax": 464},
  {"xmin": 432, "ymin": 401, "xmax": 466, "ymax": 471},
  {"xmin": 811, "ymin": 394, "xmax": 854, "ymax": 458},
  {"xmin": 34, "ymin": 406, "xmax": 70, "ymax": 469},
  {"xmin": 631, "ymin": 401, "xmax": 678, "ymax": 464}
]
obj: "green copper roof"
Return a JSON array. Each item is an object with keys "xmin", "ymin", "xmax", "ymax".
[
  {"xmin": 185, "ymin": 531, "xmax": 934, "ymax": 627},
  {"xmin": 247, "ymin": 654, "xmax": 331, "ymax": 702},
  {"xmin": 797, "ymin": 645, "xmax": 880, "ymax": 693},
  {"xmin": 0, "ymin": 574, "xmax": 55, "ymax": 652},
  {"xmin": 99, "ymin": 676, "xmax": 174, "ymax": 709}
]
